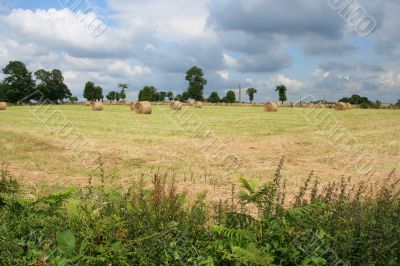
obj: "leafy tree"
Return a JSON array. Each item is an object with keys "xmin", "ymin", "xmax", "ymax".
[
  {"xmin": 106, "ymin": 91, "xmax": 116, "ymax": 102},
  {"xmin": 167, "ymin": 91, "xmax": 174, "ymax": 101},
  {"xmin": 68, "ymin": 96, "xmax": 78, "ymax": 103},
  {"xmin": 208, "ymin": 91, "xmax": 221, "ymax": 103},
  {"xmin": 83, "ymin": 82, "xmax": 103, "ymax": 102},
  {"xmin": 118, "ymin": 83, "xmax": 128, "ymax": 101},
  {"xmin": 181, "ymin": 91, "xmax": 190, "ymax": 101},
  {"xmin": 115, "ymin": 92, "xmax": 121, "ymax": 102},
  {"xmin": 396, "ymin": 99, "xmax": 400, "ymax": 108},
  {"xmin": 94, "ymin": 86, "xmax": 103, "ymax": 101},
  {"xmin": 83, "ymin": 81, "xmax": 96, "ymax": 102},
  {"xmin": 224, "ymin": 90, "xmax": 236, "ymax": 103},
  {"xmin": 120, "ymin": 90, "xmax": 126, "ymax": 101},
  {"xmin": 174, "ymin": 94, "xmax": 182, "ymax": 101},
  {"xmin": 158, "ymin": 91, "xmax": 167, "ymax": 102},
  {"xmin": 1, "ymin": 61, "xmax": 36, "ymax": 103},
  {"xmin": 0, "ymin": 82, "xmax": 6, "ymax": 101},
  {"xmin": 246, "ymin": 88, "xmax": 257, "ymax": 103},
  {"xmin": 275, "ymin": 85, "xmax": 287, "ymax": 104},
  {"xmin": 35, "ymin": 69, "xmax": 71, "ymax": 103},
  {"xmin": 185, "ymin": 66, "xmax": 207, "ymax": 101},
  {"xmin": 118, "ymin": 83, "xmax": 128, "ymax": 90},
  {"xmin": 51, "ymin": 69, "xmax": 71, "ymax": 103},
  {"xmin": 138, "ymin": 86, "xmax": 157, "ymax": 101},
  {"xmin": 339, "ymin": 95, "xmax": 371, "ymax": 105}
]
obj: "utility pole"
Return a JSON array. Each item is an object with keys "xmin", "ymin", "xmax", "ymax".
[{"xmin": 239, "ymin": 84, "xmax": 242, "ymax": 103}]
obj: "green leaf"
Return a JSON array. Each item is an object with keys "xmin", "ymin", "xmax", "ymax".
[
  {"xmin": 57, "ymin": 230, "xmax": 76, "ymax": 255},
  {"xmin": 239, "ymin": 177, "xmax": 256, "ymax": 194}
]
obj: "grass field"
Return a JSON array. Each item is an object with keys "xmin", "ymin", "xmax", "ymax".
[{"xmin": 0, "ymin": 104, "xmax": 399, "ymax": 199}]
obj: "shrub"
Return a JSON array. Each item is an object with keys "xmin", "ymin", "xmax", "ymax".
[{"xmin": 0, "ymin": 162, "xmax": 399, "ymax": 265}]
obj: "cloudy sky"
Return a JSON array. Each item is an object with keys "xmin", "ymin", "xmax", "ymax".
[{"xmin": 0, "ymin": 0, "xmax": 399, "ymax": 102}]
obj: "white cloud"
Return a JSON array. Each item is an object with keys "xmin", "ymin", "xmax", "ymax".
[
  {"xmin": 0, "ymin": 0, "xmax": 399, "ymax": 102},
  {"xmin": 108, "ymin": 60, "xmax": 152, "ymax": 77},
  {"xmin": 107, "ymin": 0, "xmax": 209, "ymax": 41},
  {"xmin": 245, "ymin": 78, "xmax": 254, "ymax": 85},
  {"xmin": 312, "ymin": 68, "xmax": 330, "ymax": 79},
  {"xmin": 377, "ymin": 71, "xmax": 400, "ymax": 91},
  {"xmin": 217, "ymin": 70, "xmax": 230, "ymax": 80},
  {"xmin": 222, "ymin": 53, "xmax": 237, "ymax": 67},
  {"xmin": 276, "ymin": 74, "xmax": 309, "ymax": 92}
]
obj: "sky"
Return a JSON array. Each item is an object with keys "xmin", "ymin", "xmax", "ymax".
[{"xmin": 0, "ymin": 0, "xmax": 399, "ymax": 103}]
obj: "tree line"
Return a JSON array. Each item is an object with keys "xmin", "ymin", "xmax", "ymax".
[
  {"xmin": 10, "ymin": 61, "xmax": 396, "ymax": 107},
  {"xmin": 0, "ymin": 61, "xmax": 74, "ymax": 103},
  {"xmin": 136, "ymin": 66, "xmax": 267, "ymax": 104},
  {"xmin": 0, "ymin": 61, "xmax": 285, "ymax": 104}
]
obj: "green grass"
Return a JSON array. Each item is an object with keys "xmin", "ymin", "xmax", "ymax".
[{"xmin": 0, "ymin": 104, "xmax": 399, "ymax": 193}]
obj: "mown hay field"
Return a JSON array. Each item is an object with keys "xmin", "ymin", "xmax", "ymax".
[{"xmin": 0, "ymin": 104, "xmax": 399, "ymax": 198}]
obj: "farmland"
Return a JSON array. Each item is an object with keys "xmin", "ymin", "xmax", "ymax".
[{"xmin": 1, "ymin": 104, "xmax": 399, "ymax": 198}]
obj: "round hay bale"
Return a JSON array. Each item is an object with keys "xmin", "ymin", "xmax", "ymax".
[
  {"xmin": 125, "ymin": 101, "xmax": 132, "ymax": 106},
  {"xmin": 92, "ymin": 102, "xmax": 103, "ymax": 111},
  {"xmin": 264, "ymin": 102, "xmax": 278, "ymax": 112},
  {"xmin": 0, "ymin": 102, "xmax": 7, "ymax": 110},
  {"xmin": 135, "ymin": 101, "xmax": 152, "ymax": 114},
  {"xmin": 335, "ymin": 102, "xmax": 347, "ymax": 110},
  {"xmin": 170, "ymin": 101, "xmax": 182, "ymax": 110},
  {"xmin": 344, "ymin": 102, "xmax": 352, "ymax": 110},
  {"xmin": 85, "ymin": 102, "xmax": 91, "ymax": 106},
  {"xmin": 193, "ymin": 101, "xmax": 203, "ymax": 108},
  {"xmin": 187, "ymin": 100, "xmax": 195, "ymax": 106}
]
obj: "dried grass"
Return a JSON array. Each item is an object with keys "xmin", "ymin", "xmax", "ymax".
[
  {"xmin": 264, "ymin": 102, "xmax": 278, "ymax": 112},
  {"xmin": 193, "ymin": 101, "xmax": 203, "ymax": 108},
  {"xmin": 135, "ymin": 101, "xmax": 152, "ymax": 114},
  {"xmin": 0, "ymin": 102, "xmax": 7, "ymax": 110},
  {"xmin": 92, "ymin": 102, "xmax": 103, "ymax": 111},
  {"xmin": 170, "ymin": 101, "xmax": 183, "ymax": 110},
  {"xmin": 335, "ymin": 102, "xmax": 347, "ymax": 111}
]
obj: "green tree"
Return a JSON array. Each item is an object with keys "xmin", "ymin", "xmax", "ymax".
[
  {"xmin": 158, "ymin": 91, "xmax": 167, "ymax": 102},
  {"xmin": 181, "ymin": 91, "xmax": 190, "ymax": 101},
  {"xmin": 208, "ymin": 91, "xmax": 221, "ymax": 103},
  {"xmin": 138, "ymin": 86, "xmax": 157, "ymax": 101},
  {"xmin": 94, "ymin": 86, "xmax": 103, "ymax": 101},
  {"xmin": 174, "ymin": 94, "xmax": 181, "ymax": 101},
  {"xmin": 106, "ymin": 91, "xmax": 116, "ymax": 102},
  {"xmin": 1, "ymin": 61, "xmax": 36, "ymax": 103},
  {"xmin": 396, "ymin": 99, "xmax": 400, "ymax": 108},
  {"xmin": 119, "ymin": 90, "xmax": 126, "ymax": 101},
  {"xmin": 115, "ymin": 92, "xmax": 121, "ymax": 102},
  {"xmin": 35, "ymin": 69, "xmax": 71, "ymax": 103},
  {"xmin": 68, "ymin": 96, "xmax": 78, "ymax": 103},
  {"xmin": 83, "ymin": 81, "xmax": 96, "ymax": 102},
  {"xmin": 0, "ymin": 82, "xmax": 6, "ymax": 101},
  {"xmin": 246, "ymin": 88, "xmax": 257, "ymax": 103},
  {"xmin": 185, "ymin": 66, "xmax": 207, "ymax": 101},
  {"xmin": 339, "ymin": 95, "xmax": 371, "ymax": 105},
  {"xmin": 83, "ymin": 82, "xmax": 102, "ymax": 102},
  {"xmin": 224, "ymin": 90, "xmax": 236, "ymax": 103},
  {"xmin": 275, "ymin": 85, "xmax": 287, "ymax": 104},
  {"xmin": 167, "ymin": 91, "xmax": 174, "ymax": 101},
  {"xmin": 51, "ymin": 69, "xmax": 71, "ymax": 103},
  {"xmin": 118, "ymin": 83, "xmax": 128, "ymax": 101}
]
